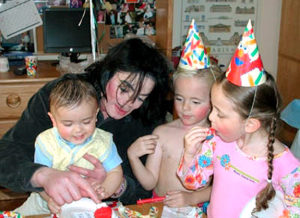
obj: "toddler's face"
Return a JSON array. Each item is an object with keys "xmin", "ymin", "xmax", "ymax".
[
  {"xmin": 209, "ymin": 83, "xmax": 246, "ymax": 142},
  {"xmin": 174, "ymin": 76, "xmax": 211, "ymax": 127},
  {"xmin": 49, "ymin": 98, "xmax": 98, "ymax": 145}
]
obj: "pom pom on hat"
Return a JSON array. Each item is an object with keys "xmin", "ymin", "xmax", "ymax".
[
  {"xmin": 179, "ymin": 19, "xmax": 210, "ymax": 70},
  {"xmin": 226, "ymin": 19, "xmax": 266, "ymax": 87}
]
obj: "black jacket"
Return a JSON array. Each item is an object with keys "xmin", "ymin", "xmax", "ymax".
[{"xmin": 0, "ymin": 73, "xmax": 160, "ymax": 205}]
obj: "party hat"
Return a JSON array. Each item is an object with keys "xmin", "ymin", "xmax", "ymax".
[
  {"xmin": 226, "ymin": 20, "xmax": 266, "ymax": 87},
  {"xmin": 179, "ymin": 19, "xmax": 210, "ymax": 70}
]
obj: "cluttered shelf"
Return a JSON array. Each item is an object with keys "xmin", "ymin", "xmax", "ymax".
[{"xmin": 34, "ymin": 0, "xmax": 173, "ymax": 59}]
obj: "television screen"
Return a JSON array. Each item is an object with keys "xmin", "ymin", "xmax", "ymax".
[{"xmin": 43, "ymin": 8, "xmax": 92, "ymax": 55}]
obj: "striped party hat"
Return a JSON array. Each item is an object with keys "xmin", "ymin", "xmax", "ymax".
[
  {"xmin": 226, "ymin": 20, "xmax": 266, "ymax": 87},
  {"xmin": 179, "ymin": 19, "xmax": 210, "ymax": 70}
]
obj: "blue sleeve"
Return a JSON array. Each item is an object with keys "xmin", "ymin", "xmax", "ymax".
[
  {"xmin": 34, "ymin": 137, "xmax": 52, "ymax": 167},
  {"xmin": 102, "ymin": 140, "xmax": 122, "ymax": 172}
]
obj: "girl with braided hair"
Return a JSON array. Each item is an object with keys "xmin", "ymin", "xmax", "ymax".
[{"xmin": 177, "ymin": 20, "xmax": 300, "ymax": 217}]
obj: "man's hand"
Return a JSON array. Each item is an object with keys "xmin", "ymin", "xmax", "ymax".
[
  {"xmin": 69, "ymin": 153, "xmax": 107, "ymax": 184},
  {"xmin": 32, "ymin": 167, "xmax": 100, "ymax": 206},
  {"xmin": 68, "ymin": 153, "xmax": 107, "ymax": 198}
]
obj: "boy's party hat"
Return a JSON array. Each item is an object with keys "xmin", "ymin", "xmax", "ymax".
[
  {"xmin": 179, "ymin": 19, "xmax": 210, "ymax": 70},
  {"xmin": 226, "ymin": 20, "xmax": 266, "ymax": 87}
]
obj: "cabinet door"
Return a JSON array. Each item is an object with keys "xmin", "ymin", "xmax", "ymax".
[
  {"xmin": 156, "ymin": 0, "xmax": 173, "ymax": 59},
  {"xmin": 0, "ymin": 83, "xmax": 45, "ymax": 119},
  {"xmin": 277, "ymin": 0, "xmax": 300, "ymax": 144}
]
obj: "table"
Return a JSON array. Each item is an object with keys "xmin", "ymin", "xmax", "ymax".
[
  {"xmin": 25, "ymin": 202, "xmax": 163, "ymax": 218},
  {"xmin": 25, "ymin": 202, "xmax": 207, "ymax": 217}
]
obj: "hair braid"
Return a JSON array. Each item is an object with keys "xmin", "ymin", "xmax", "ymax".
[{"xmin": 252, "ymin": 116, "xmax": 278, "ymax": 214}]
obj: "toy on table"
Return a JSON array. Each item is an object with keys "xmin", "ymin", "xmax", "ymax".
[
  {"xmin": 118, "ymin": 204, "xmax": 158, "ymax": 218},
  {"xmin": 0, "ymin": 211, "xmax": 23, "ymax": 218},
  {"xmin": 136, "ymin": 196, "xmax": 165, "ymax": 205},
  {"xmin": 94, "ymin": 206, "xmax": 112, "ymax": 218},
  {"xmin": 161, "ymin": 206, "xmax": 204, "ymax": 218}
]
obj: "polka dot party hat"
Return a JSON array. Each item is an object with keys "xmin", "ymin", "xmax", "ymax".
[
  {"xmin": 226, "ymin": 19, "xmax": 266, "ymax": 87},
  {"xmin": 178, "ymin": 19, "xmax": 210, "ymax": 70}
]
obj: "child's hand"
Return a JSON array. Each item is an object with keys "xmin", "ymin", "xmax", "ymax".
[
  {"xmin": 91, "ymin": 181, "xmax": 107, "ymax": 200},
  {"xmin": 47, "ymin": 197, "xmax": 61, "ymax": 215},
  {"xmin": 164, "ymin": 191, "xmax": 192, "ymax": 208},
  {"xmin": 127, "ymin": 135, "xmax": 159, "ymax": 159},
  {"xmin": 184, "ymin": 127, "xmax": 210, "ymax": 161}
]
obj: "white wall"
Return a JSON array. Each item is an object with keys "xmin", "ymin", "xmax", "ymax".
[
  {"xmin": 172, "ymin": 0, "xmax": 282, "ymax": 77},
  {"xmin": 255, "ymin": 0, "xmax": 282, "ymax": 77}
]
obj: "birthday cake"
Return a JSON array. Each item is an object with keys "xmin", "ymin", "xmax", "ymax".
[
  {"xmin": 59, "ymin": 198, "xmax": 118, "ymax": 218},
  {"xmin": 59, "ymin": 198, "xmax": 159, "ymax": 218}
]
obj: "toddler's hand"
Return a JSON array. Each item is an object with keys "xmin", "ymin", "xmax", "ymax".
[
  {"xmin": 184, "ymin": 127, "xmax": 210, "ymax": 161},
  {"xmin": 91, "ymin": 181, "xmax": 107, "ymax": 200},
  {"xmin": 48, "ymin": 197, "xmax": 61, "ymax": 215},
  {"xmin": 164, "ymin": 191, "xmax": 191, "ymax": 208},
  {"xmin": 127, "ymin": 135, "xmax": 159, "ymax": 159}
]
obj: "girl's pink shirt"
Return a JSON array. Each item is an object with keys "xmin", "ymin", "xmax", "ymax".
[{"xmin": 177, "ymin": 135, "xmax": 300, "ymax": 217}]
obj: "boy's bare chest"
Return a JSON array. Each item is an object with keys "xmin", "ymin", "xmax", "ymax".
[
  {"xmin": 160, "ymin": 129, "xmax": 185, "ymax": 169},
  {"xmin": 157, "ymin": 133, "xmax": 188, "ymax": 193}
]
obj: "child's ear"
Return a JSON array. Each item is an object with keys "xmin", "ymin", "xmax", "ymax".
[
  {"xmin": 48, "ymin": 112, "xmax": 56, "ymax": 127},
  {"xmin": 245, "ymin": 118, "xmax": 261, "ymax": 133}
]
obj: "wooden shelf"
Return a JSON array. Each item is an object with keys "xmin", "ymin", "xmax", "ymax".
[{"xmin": 35, "ymin": 0, "xmax": 173, "ymax": 59}]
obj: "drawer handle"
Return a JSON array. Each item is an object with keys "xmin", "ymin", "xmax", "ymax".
[{"xmin": 6, "ymin": 94, "xmax": 21, "ymax": 108}]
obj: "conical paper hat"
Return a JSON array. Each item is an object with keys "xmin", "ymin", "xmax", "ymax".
[
  {"xmin": 179, "ymin": 19, "xmax": 210, "ymax": 70},
  {"xmin": 226, "ymin": 20, "xmax": 266, "ymax": 87}
]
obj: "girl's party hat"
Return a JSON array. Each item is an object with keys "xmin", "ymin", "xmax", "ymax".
[
  {"xmin": 179, "ymin": 19, "xmax": 210, "ymax": 70},
  {"xmin": 226, "ymin": 20, "xmax": 266, "ymax": 87}
]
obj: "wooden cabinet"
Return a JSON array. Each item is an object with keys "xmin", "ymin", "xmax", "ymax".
[
  {"xmin": 0, "ymin": 62, "xmax": 61, "ymax": 138},
  {"xmin": 276, "ymin": 0, "xmax": 300, "ymax": 145}
]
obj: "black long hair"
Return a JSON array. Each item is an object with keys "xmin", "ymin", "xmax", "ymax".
[{"xmin": 82, "ymin": 38, "xmax": 173, "ymax": 124}]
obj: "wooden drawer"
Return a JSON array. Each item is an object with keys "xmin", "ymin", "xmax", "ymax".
[
  {"xmin": 0, "ymin": 119, "xmax": 17, "ymax": 137},
  {"xmin": 0, "ymin": 83, "xmax": 45, "ymax": 119},
  {"xmin": 0, "ymin": 61, "xmax": 61, "ymax": 138}
]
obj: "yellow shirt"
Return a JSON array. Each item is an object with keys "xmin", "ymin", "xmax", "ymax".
[{"xmin": 35, "ymin": 127, "xmax": 117, "ymax": 171}]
